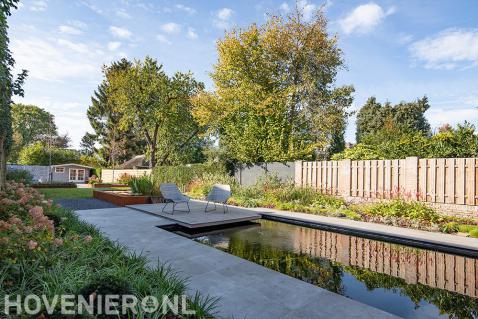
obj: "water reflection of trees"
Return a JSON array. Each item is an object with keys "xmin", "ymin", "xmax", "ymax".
[
  {"xmin": 226, "ymin": 235, "xmax": 345, "ymax": 295},
  {"xmin": 348, "ymin": 267, "xmax": 478, "ymax": 319},
  {"xmin": 197, "ymin": 221, "xmax": 478, "ymax": 319}
]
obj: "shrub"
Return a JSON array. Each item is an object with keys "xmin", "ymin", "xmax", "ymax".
[
  {"xmin": 359, "ymin": 199, "xmax": 439, "ymax": 224},
  {"xmin": 153, "ymin": 163, "xmax": 226, "ymax": 191},
  {"xmin": 188, "ymin": 172, "xmax": 237, "ymax": 199},
  {"xmin": 440, "ymin": 222, "xmax": 459, "ymax": 233},
  {"xmin": 469, "ymin": 229, "xmax": 478, "ymax": 238},
  {"xmin": 0, "ymin": 182, "xmax": 218, "ymax": 318},
  {"xmin": 88, "ymin": 175, "xmax": 102, "ymax": 185},
  {"xmin": 117, "ymin": 173, "xmax": 132, "ymax": 185},
  {"xmin": 6, "ymin": 169, "xmax": 33, "ymax": 185},
  {"xmin": 128, "ymin": 175, "xmax": 154, "ymax": 196}
]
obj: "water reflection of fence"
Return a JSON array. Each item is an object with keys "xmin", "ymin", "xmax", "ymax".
[{"xmin": 294, "ymin": 227, "xmax": 478, "ymax": 298}]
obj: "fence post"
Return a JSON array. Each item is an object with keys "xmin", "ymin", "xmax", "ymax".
[
  {"xmin": 295, "ymin": 160, "xmax": 303, "ymax": 187},
  {"xmin": 339, "ymin": 159, "xmax": 351, "ymax": 197},
  {"xmin": 405, "ymin": 157, "xmax": 419, "ymax": 200}
]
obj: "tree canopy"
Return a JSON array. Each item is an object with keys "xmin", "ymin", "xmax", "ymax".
[
  {"xmin": 84, "ymin": 59, "xmax": 146, "ymax": 166},
  {"xmin": 17, "ymin": 142, "xmax": 80, "ymax": 166},
  {"xmin": 192, "ymin": 7, "xmax": 354, "ymax": 164},
  {"xmin": 0, "ymin": 0, "xmax": 27, "ymax": 189},
  {"xmin": 106, "ymin": 56, "xmax": 206, "ymax": 168},
  {"xmin": 356, "ymin": 96, "xmax": 431, "ymax": 143},
  {"xmin": 333, "ymin": 122, "xmax": 478, "ymax": 160},
  {"xmin": 9, "ymin": 103, "xmax": 57, "ymax": 162}
]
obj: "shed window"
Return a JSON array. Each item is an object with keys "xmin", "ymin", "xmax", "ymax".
[{"xmin": 55, "ymin": 167, "xmax": 65, "ymax": 173}]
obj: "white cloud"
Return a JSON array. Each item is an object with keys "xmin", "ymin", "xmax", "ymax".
[
  {"xmin": 409, "ymin": 29, "xmax": 478, "ymax": 70},
  {"xmin": 80, "ymin": 0, "xmax": 103, "ymax": 14},
  {"xmin": 187, "ymin": 27, "xmax": 198, "ymax": 40},
  {"xmin": 160, "ymin": 22, "xmax": 181, "ymax": 34},
  {"xmin": 11, "ymin": 38, "xmax": 98, "ymax": 81},
  {"xmin": 175, "ymin": 4, "xmax": 196, "ymax": 15},
  {"xmin": 427, "ymin": 108, "xmax": 478, "ymax": 128},
  {"xmin": 116, "ymin": 8, "xmax": 131, "ymax": 19},
  {"xmin": 109, "ymin": 26, "xmax": 132, "ymax": 39},
  {"xmin": 58, "ymin": 25, "xmax": 83, "ymax": 35},
  {"xmin": 156, "ymin": 34, "xmax": 171, "ymax": 45},
  {"xmin": 217, "ymin": 8, "xmax": 233, "ymax": 20},
  {"xmin": 29, "ymin": 0, "xmax": 47, "ymax": 11},
  {"xmin": 214, "ymin": 8, "xmax": 234, "ymax": 29},
  {"xmin": 57, "ymin": 39, "xmax": 89, "ymax": 54},
  {"xmin": 69, "ymin": 20, "xmax": 88, "ymax": 29},
  {"xmin": 279, "ymin": 2, "xmax": 290, "ymax": 13},
  {"xmin": 107, "ymin": 41, "xmax": 122, "ymax": 51},
  {"xmin": 339, "ymin": 2, "xmax": 395, "ymax": 35}
]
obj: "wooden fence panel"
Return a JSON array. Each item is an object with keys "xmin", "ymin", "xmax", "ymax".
[{"xmin": 297, "ymin": 156, "xmax": 478, "ymax": 207}]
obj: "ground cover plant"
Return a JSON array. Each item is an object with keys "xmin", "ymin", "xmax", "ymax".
[{"xmin": 0, "ymin": 182, "xmax": 217, "ymax": 318}]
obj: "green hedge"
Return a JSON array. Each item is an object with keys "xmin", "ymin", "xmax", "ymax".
[{"xmin": 153, "ymin": 163, "xmax": 227, "ymax": 191}]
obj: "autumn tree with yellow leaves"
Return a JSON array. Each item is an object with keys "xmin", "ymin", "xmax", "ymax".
[{"xmin": 192, "ymin": 6, "xmax": 354, "ymax": 164}]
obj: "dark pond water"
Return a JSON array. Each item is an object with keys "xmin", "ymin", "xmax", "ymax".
[{"xmin": 190, "ymin": 220, "xmax": 478, "ymax": 319}]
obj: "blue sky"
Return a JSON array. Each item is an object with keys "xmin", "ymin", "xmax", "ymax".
[{"xmin": 9, "ymin": 0, "xmax": 478, "ymax": 148}]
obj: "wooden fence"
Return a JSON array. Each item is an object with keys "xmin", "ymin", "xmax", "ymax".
[{"xmin": 295, "ymin": 157, "xmax": 478, "ymax": 206}]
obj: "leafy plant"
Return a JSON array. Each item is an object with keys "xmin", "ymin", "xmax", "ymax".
[
  {"xmin": 117, "ymin": 172, "xmax": 132, "ymax": 185},
  {"xmin": 87, "ymin": 174, "xmax": 102, "ymax": 185},
  {"xmin": 128, "ymin": 175, "xmax": 154, "ymax": 196},
  {"xmin": 469, "ymin": 229, "xmax": 478, "ymax": 238},
  {"xmin": 6, "ymin": 169, "xmax": 33, "ymax": 185},
  {"xmin": 359, "ymin": 199, "xmax": 439, "ymax": 224},
  {"xmin": 440, "ymin": 222, "xmax": 459, "ymax": 233}
]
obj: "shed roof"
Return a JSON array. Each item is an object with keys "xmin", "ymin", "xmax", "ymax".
[{"xmin": 51, "ymin": 163, "xmax": 93, "ymax": 169}]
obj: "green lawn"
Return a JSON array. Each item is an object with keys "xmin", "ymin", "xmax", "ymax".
[{"xmin": 38, "ymin": 187, "xmax": 93, "ymax": 200}]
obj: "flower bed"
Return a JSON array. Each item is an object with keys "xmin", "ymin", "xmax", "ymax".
[
  {"xmin": 188, "ymin": 175, "xmax": 478, "ymax": 237},
  {"xmin": 0, "ymin": 182, "xmax": 217, "ymax": 317}
]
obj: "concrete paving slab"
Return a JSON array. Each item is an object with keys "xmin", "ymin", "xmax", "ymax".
[
  {"xmin": 128, "ymin": 200, "xmax": 260, "ymax": 228},
  {"xmin": 76, "ymin": 207, "xmax": 398, "ymax": 319}
]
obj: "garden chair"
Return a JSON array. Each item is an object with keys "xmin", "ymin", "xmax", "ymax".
[
  {"xmin": 205, "ymin": 184, "xmax": 231, "ymax": 213},
  {"xmin": 159, "ymin": 183, "xmax": 190, "ymax": 214}
]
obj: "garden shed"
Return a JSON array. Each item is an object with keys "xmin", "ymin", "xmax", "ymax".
[{"xmin": 50, "ymin": 164, "xmax": 92, "ymax": 184}]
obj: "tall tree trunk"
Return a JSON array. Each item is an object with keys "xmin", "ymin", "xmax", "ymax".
[
  {"xmin": 149, "ymin": 144, "xmax": 156, "ymax": 169},
  {"xmin": 0, "ymin": 136, "xmax": 6, "ymax": 190}
]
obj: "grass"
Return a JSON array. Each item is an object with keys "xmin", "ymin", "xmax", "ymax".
[
  {"xmin": 38, "ymin": 186, "xmax": 130, "ymax": 200},
  {"xmin": 38, "ymin": 187, "xmax": 93, "ymax": 200}
]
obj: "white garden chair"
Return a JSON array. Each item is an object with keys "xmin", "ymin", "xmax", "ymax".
[
  {"xmin": 205, "ymin": 184, "xmax": 231, "ymax": 213},
  {"xmin": 159, "ymin": 183, "xmax": 190, "ymax": 214}
]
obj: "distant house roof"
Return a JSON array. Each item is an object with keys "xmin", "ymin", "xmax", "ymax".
[
  {"xmin": 120, "ymin": 155, "xmax": 150, "ymax": 169},
  {"xmin": 51, "ymin": 163, "xmax": 93, "ymax": 169}
]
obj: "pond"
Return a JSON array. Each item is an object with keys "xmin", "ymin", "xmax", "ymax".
[{"xmin": 190, "ymin": 219, "xmax": 478, "ymax": 318}]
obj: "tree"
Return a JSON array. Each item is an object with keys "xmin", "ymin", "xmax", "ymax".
[
  {"xmin": 9, "ymin": 103, "xmax": 56, "ymax": 161},
  {"xmin": 192, "ymin": 6, "xmax": 354, "ymax": 164},
  {"xmin": 18, "ymin": 142, "xmax": 80, "ymax": 165},
  {"xmin": 0, "ymin": 0, "xmax": 27, "ymax": 189},
  {"xmin": 80, "ymin": 132, "xmax": 97, "ymax": 156},
  {"xmin": 355, "ymin": 96, "xmax": 431, "ymax": 143},
  {"xmin": 86, "ymin": 59, "xmax": 145, "ymax": 166},
  {"xmin": 107, "ymin": 56, "xmax": 205, "ymax": 168}
]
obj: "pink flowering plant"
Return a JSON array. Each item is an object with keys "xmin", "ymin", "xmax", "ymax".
[{"xmin": 0, "ymin": 182, "xmax": 65, "ymax": 263}]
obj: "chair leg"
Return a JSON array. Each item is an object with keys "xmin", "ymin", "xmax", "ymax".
[
  {"xmin": 205, "ymin": 201, "xmax": 217, "ymax": 212},
  {"xmin": 162, "ymin": 202, "xmax": 169, "ymax": 213},
  {"xmin": 172, "ymin": 203, "xmax": 175, "ymax": 215},
  {"xmin": 186, "ymin": 201, "xmax": 190, "ymax": 213}
]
